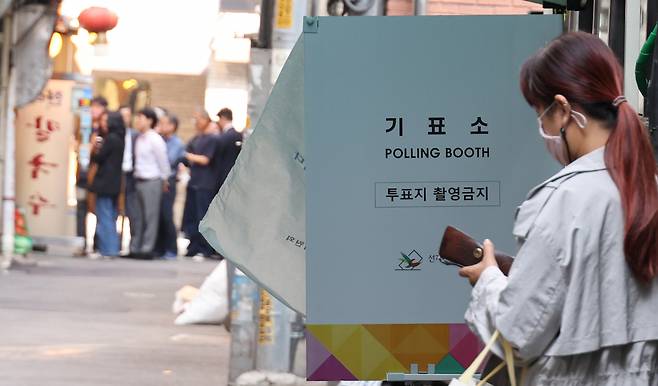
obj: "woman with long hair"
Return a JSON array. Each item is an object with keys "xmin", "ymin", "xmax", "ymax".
[
  {"xmin": 459, "ymin": 32, "xmax": 658, "ymax": 385},
  {"xmin": 89, "ymin": 111, "xmax": 125, "ymax": 258}
]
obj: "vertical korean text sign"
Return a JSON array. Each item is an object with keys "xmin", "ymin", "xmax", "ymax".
[
  {"xmin": 16, "ymin": 79, "xmax": 76, "ymax": 238},
  {"xmin": 305, "ymin": 16, "xmax": 562, "ymax": 381}
]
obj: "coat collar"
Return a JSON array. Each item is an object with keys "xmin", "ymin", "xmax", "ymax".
[{"xmin": 527, "ymin": 147, "xmax": 607, "ymax": 199}]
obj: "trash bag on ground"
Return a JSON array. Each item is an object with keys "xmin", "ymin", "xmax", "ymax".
[
  {"xmin": 174, "ymin": 260, "xmax": 228, "ymax": 325},
  {"xmin": 172, "ymin": 285, "xmax": 200, "ymax": 315},
  {"xmin": 235, "ymin": 371, "xmax": 310, "ymax": 386}
]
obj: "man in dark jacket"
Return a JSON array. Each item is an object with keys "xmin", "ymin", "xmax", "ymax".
[
  {"xmin": 89, "ymin": 111, "xmax": 125, "ymax": 258},
  {"xmin": 213, "ymin": 108, "xmax": 243, "ymax": 195},
  {"xmin": 182, "ymin": 109, "xmax": 219, "ymax": 258},
  {"xmin": 154, "ymin": 113, "xmax": 185, "ymax": 259}
]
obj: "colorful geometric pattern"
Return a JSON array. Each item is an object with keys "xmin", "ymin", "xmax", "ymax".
[{"xmin": 307, "ymin": 324, "xmax": 482, "ymax": 381}]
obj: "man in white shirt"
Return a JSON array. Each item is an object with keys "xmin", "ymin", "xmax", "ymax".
[
  {"xmin": 129, "ymin": 107, "xmax": 171, "ymax": 259},
  {"xmin": 120, "ymin": 105, "xmax": 135, "ymax": 173}
]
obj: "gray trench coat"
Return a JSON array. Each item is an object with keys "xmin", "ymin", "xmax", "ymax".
[{"xmin": 465, "ymin": 147, "xmax": 658, "ymax": 385}]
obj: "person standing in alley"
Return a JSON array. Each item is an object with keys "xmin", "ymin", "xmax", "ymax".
[
  {"xmin": 129, "ymin": 107, "xmax": 171, "ymax": 259},
  {"xmin": 154, "ymin": 113, "xmax": 185, "ymax": 259},
  {"xmin": 119, "ymin": 105, "xmax": 138, "ymax": 256},
  {"xmin": 212, "ymin": 108, "xmax": 242, "ymax": 196},
  {"xmin": 89, "ymin": 111, "xmax": 125, "ymax": 258},
  {"xmin": 75, "ymin": 96, "xmax": 108, "ymax": 256},
  {"xmin": 182, "ymin": 109, "xmax": 218, "ymax": 258},
  {"xmin": 458, "ymin": 33, "xmax": 658, "ymax": 385}
]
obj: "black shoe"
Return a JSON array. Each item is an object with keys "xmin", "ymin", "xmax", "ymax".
[
  {"xmin": 140, "ymin": 253, "xmax": 155, "ymax": 260},
  {"xmin": 207, "ymin": 253, "xmax": 224, "ymax": 261},
  {"xmin": 120, "ymin": 252, "xmax": 141, "ymax": 259},
  {"xmin": 120, "ymin": 252, "xmax": 154, "ymax": 260}
]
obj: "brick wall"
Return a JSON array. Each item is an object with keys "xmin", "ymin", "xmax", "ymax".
[
  {"xmin": 388, "ymin": 0, "xmax": 542, "ymax": 16},
  {"xmin": 92, "ymin": 71, "xmax": 208, "ymax": 142}
]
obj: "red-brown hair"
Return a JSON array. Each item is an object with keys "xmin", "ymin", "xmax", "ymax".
[{"xmin": 520, "ymin": 32, "xmax": 658, "ymax": 282}]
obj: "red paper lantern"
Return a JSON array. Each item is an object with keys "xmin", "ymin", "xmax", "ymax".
[{"xmin": 77, "ymin": 7, "xmax": 118, "ymax": 33}]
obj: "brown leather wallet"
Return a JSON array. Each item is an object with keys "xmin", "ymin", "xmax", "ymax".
[{"xmin": 438, "ymin": 226, "xmax": 514, "ymax": 275}]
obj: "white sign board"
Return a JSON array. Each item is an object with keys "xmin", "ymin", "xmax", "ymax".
[
  {"xmin": 304, "ymin": 16, "xmax": 562, "ymax": 381},
  {"xmin": 16, "ymin": 79, "xmax": 75, "ymax": 238}
]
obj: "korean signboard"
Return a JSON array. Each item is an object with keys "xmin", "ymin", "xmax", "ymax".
[
  {"xmin": 16, "ymin": 79, "xmax": 76, "ymax": 238},
  {"xmin": 305, "ymin": 16, "xmax": 562, "ymax": 380}
]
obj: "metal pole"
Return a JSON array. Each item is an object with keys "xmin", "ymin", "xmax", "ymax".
[
  {"xmin": 413, "ymin": 0, "xmax": 426, "ymax": 16},
  {"xmin": 566, "ymin": 11, "xmax": 580, "ymax": 32},
  {"xmin": 255, "ymin": 289, "xmax": 293, "ymax": 373},
  {"xmin": 641, "ymin": 0, "xmax": 648, "ymax": 40},
  {"xmin": 310, "ymin": 0, "xmax": 319, "ymax": 17},
  {"xmin": 625, "ymin": 0, "xmax": 642, "ymax": 110},
  {"xmin": 639, "ymin": 0, "xmax": 648, "ymax": 114},
  {"xmin": 0, "ymin": 11, "xmax": 14, "ymax": 270},
  {"xmin": 595, "ymin": 0, "xmax": 611, "ymax": 45},
  {"xmin": 227, "ymin": 269, "xmax": 259, "ymax": 385}
]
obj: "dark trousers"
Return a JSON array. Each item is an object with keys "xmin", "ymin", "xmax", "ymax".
[
  {"xmin": 76, "ymin": 189, "xmax": 98, "ymax": 251},
  {"xmin": 183, "ymin": 186, "xmax": 215, "ymax": 257},
  {"xmin": 154, "ymin": 176, "xmax": 178, "ymax": 256},
  {"xmin": 124, "ymin": 173, "xmax": 139, "ymax": 253},
  {"xmin": 76, "ymin": 194, "xmax": 87, "ymax": 250},
  {"xmin": 132, "ymin": 179, "xmax": 163, "ymax": 255},
  {"xmin": 95, "ymin": 195, "xmax": 120, "ymax": 256}
]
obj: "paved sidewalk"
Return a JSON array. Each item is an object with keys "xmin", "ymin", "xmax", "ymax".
[{"xmin": 0, "ymin": 254, "xmax": 228, "ymax": 386}]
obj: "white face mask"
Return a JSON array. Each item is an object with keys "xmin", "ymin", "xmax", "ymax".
[{"xmin": 537, "ymin": 101, "xmax": 588, "ymax": 166}]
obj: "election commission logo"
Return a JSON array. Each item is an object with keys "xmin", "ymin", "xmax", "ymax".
[{"xmin": 396, "ymin": 250, "xmax": 423, "ymax": 271}]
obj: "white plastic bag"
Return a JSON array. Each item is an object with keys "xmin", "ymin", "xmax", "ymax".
[
  {"xmin": 174, "ymin": 260, "xmax": 228, "ymax": 325},
  {"xmin": 235, "ymin": 371, "xmax": 308, "ymax": 386},
  {"xmin": 200, "ymin": 36, "xmax": 305, "ymax": 314},
  {"xmin": 172, "ymin": 285, "xmax": 200, "ymax": 315}
]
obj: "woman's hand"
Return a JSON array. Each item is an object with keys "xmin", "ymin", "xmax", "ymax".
[
  {"xmin": 91, "ymin": 141, "xmax": 101, "ymax": 155},
  {"xmin": 458, "ymin": 239, "xmax": 499, "ymax": 286}
]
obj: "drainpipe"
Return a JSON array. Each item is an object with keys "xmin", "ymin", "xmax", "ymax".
[
  {"xmin": 624, "ymin": 0, "xmax": 641, "ymax": 110},
  {"xmin": 0, "ymin": 11, "xmax": 14, "ymax": 269},
  {"xmin": 565, "ymin": 10, "xmax": 579, "ymax": 32},
  {"xmin": 414, "ymin": 0, "xmax": 426, "ymax": 15}
]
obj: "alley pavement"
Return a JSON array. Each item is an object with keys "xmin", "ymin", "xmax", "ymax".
[{"xmin": 0, "ymin": 253, "xmax": 228, "ymax": 386}]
